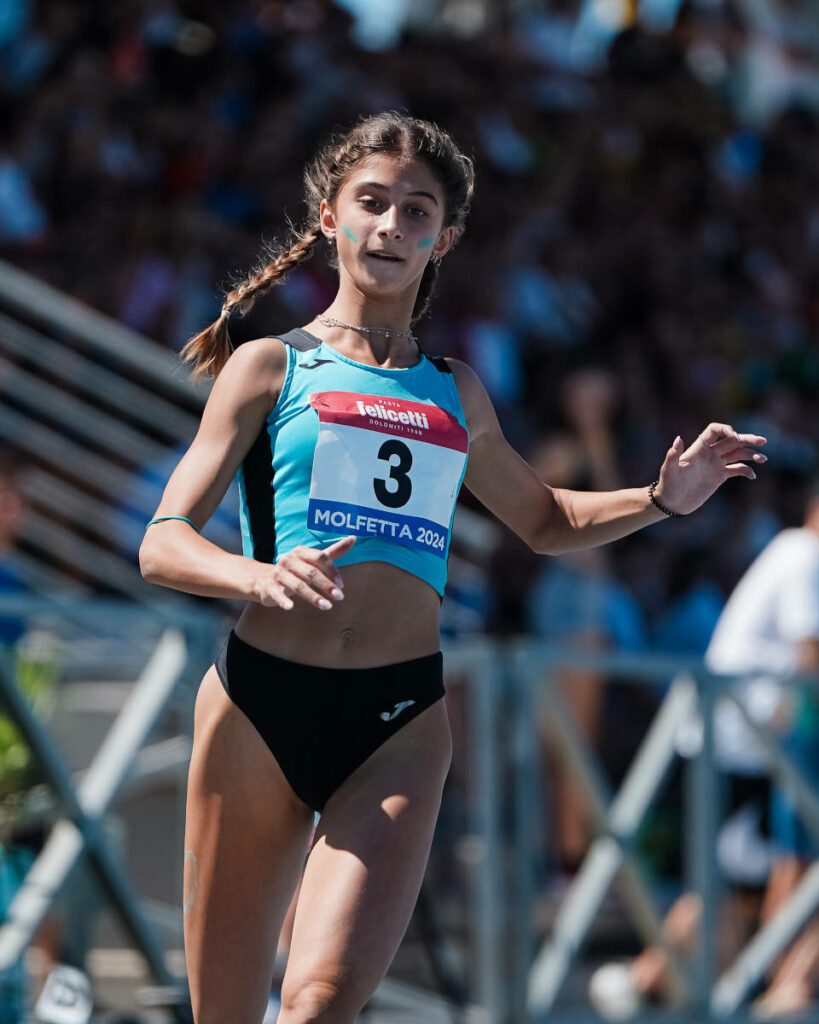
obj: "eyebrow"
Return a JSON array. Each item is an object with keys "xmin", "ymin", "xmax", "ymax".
[{"xmin": 355, "ymin": 181, "xmax": 439, "ymax": 206}]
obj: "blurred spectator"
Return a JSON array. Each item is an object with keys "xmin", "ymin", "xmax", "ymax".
[
  {"xmin": 0, "ymin": 137, "xmax": 48, "ymax": 247},
  {"xmin": 1, "ymin": 0, "xmax": 818, "ymax": 1010},
  {"xmin": 523, "ymin": 369, "xmax": 649, "ymax": 867},
  {"xmin": 651, "ymin": 548, "xmax": 725, "ymax": 656},
  {"xmin": 590, "ymin": 472, "xmax": 819, "ymax": 1019}
]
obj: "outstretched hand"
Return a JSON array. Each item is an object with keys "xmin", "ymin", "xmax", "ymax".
[{"xmin": 653, "ymin": 423, "xmax": 767, "ymax": 516}]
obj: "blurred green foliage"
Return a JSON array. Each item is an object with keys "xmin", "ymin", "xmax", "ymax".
[{"xmin": 0, "ymin": 643, "xmax": 59, "ymax": 843}]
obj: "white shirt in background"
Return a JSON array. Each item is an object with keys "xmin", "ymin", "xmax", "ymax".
[{"xmin": 679, "ymin": 528, "xmax": 819, "ymax": 774}]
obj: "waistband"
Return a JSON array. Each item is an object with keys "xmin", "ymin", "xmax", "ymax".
[{"xmin": 222, "ymin": 629, "xmax": 443, "ymax": 682}]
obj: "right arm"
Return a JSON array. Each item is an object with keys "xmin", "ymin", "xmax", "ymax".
[{"xmin": 139, "ymin": 338, "xmax": 352, "ymax": 608}]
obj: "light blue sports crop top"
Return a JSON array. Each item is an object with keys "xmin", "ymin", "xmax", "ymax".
[{"xmin": 236, "ymin": 328, "xmax": 470, "ymax": 598}]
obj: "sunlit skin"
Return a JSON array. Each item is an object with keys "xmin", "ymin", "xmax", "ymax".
[
  {"xmin": 143, "ymin": 138, "xmax": 770, "ymax": 1024},
  {"xmin": 305, "ymin": 153, "xmax": 454, "ymax": 367}
]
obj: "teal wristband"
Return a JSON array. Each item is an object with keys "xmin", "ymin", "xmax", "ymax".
[{"xmin": 146, "ymin": 515, "xmax": 200, "ymax": 532}]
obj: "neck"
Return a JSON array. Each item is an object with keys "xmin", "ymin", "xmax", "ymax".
[
  {"xmin": 311, "ymin": 281, "xmax": 421, "ymax": 368},
  {"xmin": 306, "ymin": 316, "xmax": 421, "ymax": 368},
  {"xmin": 322, "ymin": 302, "xmax": 414, "ymax": 334},
  {"xmin": 329, "ymin": 272, "xmax": 417, "ymax": 330}
]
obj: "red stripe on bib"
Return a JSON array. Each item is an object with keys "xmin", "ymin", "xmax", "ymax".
[{"xmin": 309, "ymin": 391, "xmax": 468, "ymax": 453}]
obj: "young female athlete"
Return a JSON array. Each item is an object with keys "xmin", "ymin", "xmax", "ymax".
[{"xmin": 138, "ymin": 112, "xmax": 768, "ymax": 1024}]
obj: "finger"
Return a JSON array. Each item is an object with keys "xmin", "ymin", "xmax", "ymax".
[
  {"xmin": 699, "ymin": 423, "xmax": 738, "ymax": 447},
  {"xmin": 724, "ymin": 463, "xmax": 757, "ymax": 480},
  {"xmin": 298, "ymin": 546, "xmax": 345, "ymax": 589},
  {"xmin": 709, "ymin": 435, "xmax": 766, "ymax": 458},
  {"xmin": 324, "ymin": 535, "xmax": 357, "ymax": 561},
  {"xmin": 661, "ymin": 436, "xmax": 681, "ymax": 461},
  {"xmin": 709, "ymin": 436, "xmax": 743, "ymax": 456},
  {"xmin": 276, "ymin": 567, "xmax": 334, "ymax": 611},
  {"xmin": 716, "ymin": 446, "xmax": 768, "ymax": 464},
  {"xmin": 258, "ymin": 581, "xmax": 294, "ymax": 611},
  {"xmin": 292, "ymin": 556, "xmax": 344, "ymax": 601},
  {"xmin": 659, "ymin": 435, "xmax": 685, "ymax": 471}
]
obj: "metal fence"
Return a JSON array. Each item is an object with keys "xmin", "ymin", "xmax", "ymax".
[{"xmin": 0, "ymin": 598, "xmax": 817, "ymax": 1023}]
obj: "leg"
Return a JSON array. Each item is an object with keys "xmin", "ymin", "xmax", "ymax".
[
  {"xmin": 630, "ymin": 892, "xmax": 702, "ymax": 999},
  {"xmin": 756, "ymin": 858, "xmax": 819, "ymax": 1014},
  {"xmin": 184, "ymin": 666, "xmax": 315, "ymax": 1024},
  {"xmin": 278, "ymin": 698, "xmax": 452, "ymax": 1024}
]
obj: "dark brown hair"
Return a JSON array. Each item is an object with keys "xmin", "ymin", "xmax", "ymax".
[{"xmin": 180, "ymin": 111, "xmax": 475, "ymax": 379}]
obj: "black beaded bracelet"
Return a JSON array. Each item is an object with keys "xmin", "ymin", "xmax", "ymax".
[{"xmin": 648, "ymin": 480, "xmax": 686, "ymax": 518}]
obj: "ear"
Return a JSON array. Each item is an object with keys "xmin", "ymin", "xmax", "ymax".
[
  {"xmin": 319, "ymin": 199, "xmax": 337, "ymax": 241},
  {"xmin": 432, "ymin": 225, "xmax": 456, "ymax": 261}
]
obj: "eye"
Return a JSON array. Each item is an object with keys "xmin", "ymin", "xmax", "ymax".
[
  {"xmin": 407, "ymin": 206, "xmax": 428, "ymax": 218},
  {"xmin": 359, "ymin": 197, "xmax": 380, "ymax": 209}
]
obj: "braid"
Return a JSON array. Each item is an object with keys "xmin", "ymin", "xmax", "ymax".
[
  {"xmin": 180, "ymin": 225, "xmax": 320, "ymax": 380},
  {"xmin": 411, "ymin": 260, "xmax": 441, "ymax": 325},
  {"xmin": 179, "ymin": 112, "xmax": 474, "ymax": 379},
  {"xmin": 222, "ymin": 226, "xmax": 321, "ymax": 318}
]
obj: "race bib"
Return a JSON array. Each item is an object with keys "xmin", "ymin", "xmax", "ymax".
[{"xmin": 307, "ymin": 391, "xmax": 468, "ymax": 558}]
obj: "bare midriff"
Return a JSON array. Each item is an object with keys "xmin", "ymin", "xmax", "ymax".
[{"xmin": 234, "ymin": 561, "xmax": 442, "ymax": 668}]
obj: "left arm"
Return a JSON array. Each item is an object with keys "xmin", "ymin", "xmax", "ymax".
[{"xmin": 447, "ymin": 359, "xmax": 767, "ymax": 556}]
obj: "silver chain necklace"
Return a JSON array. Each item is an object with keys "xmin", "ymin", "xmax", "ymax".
[{"xmin": 317, "ymin": 313, "xmax": 417, "ymax": 346}]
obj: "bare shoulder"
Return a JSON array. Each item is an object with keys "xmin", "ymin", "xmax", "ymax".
[
  {"xmin": 224, "ymin": 335, "xmax": 288, "ymax": 378},
  {"xmin": 214, "ymin": 336, "xmax": 288, "ymax": 417},
  {"xmin": 442, "ymin": 356, "xmax": 495, "ymax": 441}
]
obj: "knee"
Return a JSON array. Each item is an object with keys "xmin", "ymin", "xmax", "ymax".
[{"xmin": 277, "ymin": 978, "xmax": 362, "ymax": 1024}]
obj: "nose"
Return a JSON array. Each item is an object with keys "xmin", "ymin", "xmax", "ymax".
[{"xmin": 377, "ymin": 205, "xmax": 402, "ymax": 240}]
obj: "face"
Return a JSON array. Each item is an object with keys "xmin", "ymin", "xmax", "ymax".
[{"xmin": 319, "ymin": 153, "xmax": 455, "ymax": 301}]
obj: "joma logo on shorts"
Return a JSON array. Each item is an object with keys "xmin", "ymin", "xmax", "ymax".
[{"xmin": 380, "ymin": 700, "xmax": 416, "ymax": 722}]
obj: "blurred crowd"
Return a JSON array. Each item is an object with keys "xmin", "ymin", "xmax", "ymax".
[
  {"xmin": 1, "ymin": 2, "xmax": 818, "ymax": 1011},
  {"xmin": 2, "ymin": 0, "xmax": 817, "ymax": 654}
]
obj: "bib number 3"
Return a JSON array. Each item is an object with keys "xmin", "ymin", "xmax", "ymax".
[
  {"xmin": 306, "ymin": 390, "xmax": 468, "ymax": 559},
  {"xmin": 374, "ymin": 439, "xmax": 412, "ymax": 508}
]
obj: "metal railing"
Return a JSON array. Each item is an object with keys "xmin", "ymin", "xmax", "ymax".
[
  {"xmin": 1, "ymin": 606, "xmax": 816, "ymax": 1021},
  {"xmin": 501, "ymin": 642, "xmax": 819, "ymax": 1024},
  {"xmin": 0, "ymin": 598, "xmax": 503, "ymax": 1022},
  {"xmin": 0, "ymin": 259, "xmax": 210, "ymax": 599},
  {"xmin": 0, "ymin": 598, "xmax": 219, "ymax": 1022}
]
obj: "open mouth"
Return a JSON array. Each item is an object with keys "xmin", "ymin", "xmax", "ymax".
[{"xmin": 367, "ymin": 251, "xmax": 404, "ymax": 262}]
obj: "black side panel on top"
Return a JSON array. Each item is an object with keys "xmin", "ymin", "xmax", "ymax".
[
  {"xmin": 427, "ymin": 354, "xmax": 452, "ymax": 374},
  {"xmin": 242, "ymin": 329, "xmax": 318, "ymax": 563},
  {"xmin": 241, "ymin": 426, "xmax": 276, "ymax": 564},
  {"xmin": 266, "ymin": 328, "xmax": 321, "ymax": 352},
  {"xmin": 268, "ymin": 328, "xmax": 450, "ymax": 372}
]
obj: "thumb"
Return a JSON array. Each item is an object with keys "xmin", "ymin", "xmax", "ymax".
[
  {"xmin": 660, "ymin": 435, "xmax": 685, "ymax": 473},
  {"xmin": 325, "ymin": 535, "xmax": 357, "ymax": 560},
  {"xmin": 665, "ymin": 435, "xmax": 685, "ymax": 462}
]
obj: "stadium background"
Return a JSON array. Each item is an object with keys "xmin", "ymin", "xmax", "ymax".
[{"xmin": 0, "ymin": 0, "xmax": 817, "ymax": 1021}]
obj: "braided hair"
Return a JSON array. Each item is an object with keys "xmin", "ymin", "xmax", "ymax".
[{"xmin": 181, "ymin": 111, "xmax": 475, "ymax": 379}]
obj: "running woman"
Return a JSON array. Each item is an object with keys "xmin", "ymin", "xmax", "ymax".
[{"xmin": 139, "ymin": 112, "xmax": 768, "ymax": 1024}]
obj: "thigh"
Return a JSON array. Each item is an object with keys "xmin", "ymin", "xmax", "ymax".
[
  {"xmin": 184, "ymin": 665, "xmax": 315, "ymax": 1024},
  {"xmin": 279, "ymin": 697, "xmax": 452, "ymax": 1022}
]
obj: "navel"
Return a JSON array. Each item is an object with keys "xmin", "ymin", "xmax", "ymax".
[{"xmin": 341, "ymin": 627, "xmax": 355, "ymax": 648}]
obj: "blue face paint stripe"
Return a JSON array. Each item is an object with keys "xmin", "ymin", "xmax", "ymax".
[
  {"xmin": 417, "ymin": 237, "xmax": 435, "ymax": 249},
  {"xmin": 342, "ymin": 225, "xmax": 359, "ymax": 243}
]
